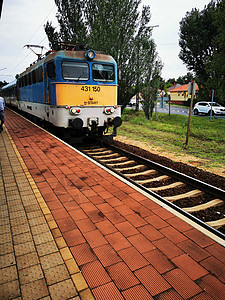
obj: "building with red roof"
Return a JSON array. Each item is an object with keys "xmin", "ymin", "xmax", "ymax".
[{"xmin": 169, "ymin": 83, "xmax": 199, "ymax": 104}]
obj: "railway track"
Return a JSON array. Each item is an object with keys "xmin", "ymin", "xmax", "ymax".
[{"xmin": 79, "ymin": 142, "xmax": 225, "ymax": 239}]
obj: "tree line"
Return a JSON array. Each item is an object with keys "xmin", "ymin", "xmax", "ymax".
[
  {"xmin": 179, "ymin": 0, "xmax": 225, "ymax": 104},
  {"xmin": 44, "ymin": 0, "xmax": 224, "ymax": 118},
  {"xmin": 45, "ymin": 0, "xmax": 162, "ymax": 119}
]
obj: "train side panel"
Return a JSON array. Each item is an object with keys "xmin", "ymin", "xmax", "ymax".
[{"xmin": 1, "ymin": 80, "xmax": 17, "ymax": 107}]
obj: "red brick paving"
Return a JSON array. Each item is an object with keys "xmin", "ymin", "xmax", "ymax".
[
  {"xmin": 122, "ymin": 285, "xmax": 153, "ymax": 300},
  {"xmin": 154, "ymin": 289, "xmax": 183, "ymax": 300},
  {"xmin": 106, "ymin": 232, "xmax": 132, "ymax": 251},
  {"xmin": 177, "ymin": 239, "xmax": 210, "ymax": 262},
  {"xmin": 196, "ymin": 274, "xmax": 225, "ymax": 299},
  {"xmin": 4, "ymin": 109, "xmax": 225, "ymax": 299},
  {"xmin": 171, "ymin": 254, "xmax": 208, "ymax": 280},
  {"xmin": 70, "ymin": 243, "xmax": 97, "ymax": 265},
  {"xmin": 200, "ymin": 256, "xmax": 225, "ymax": 283},
  {"xmin": 184, "ymin": 228, "xmax": 215, "ymax": 247},
  {"xmin": 83, "ymin": 229, "xmax": 108, "ymax": 248},
  {"xmin": 81, "ymin": 260, "xmax": 111, "ymax": 288},
  {"xmin": 144, "ymin": 214, "xmax": 168, "ymax": 229},
  {"xmin": 115, "ymin": 221, "xmax": 139, "ymax": 237},
  {"xmin": 106, "ymin": 262, "xmax": 140, "ymax": 290},
  {"xmin": 118, "ymin": 246, "xmax": 149, "ymax": 271},
  {"xmin": 135, "ymin": 265, "xmax": 171, "ymax": 296},
  {"xmin": 128, "ymin": 233, "xmax": 156, "ymax": 253},
  {"xmin": 163, "ymin": 269, "xmax": 202, "ymax": 299},
  {"xmin": 95, "ymin": 219, "xmax": 117, "ymax": 235},
  {"xmin": 153, "ymin": 238, "xmax": 184, "ymax": 259},
  {"xmin": 143, "ymin": 249, "xmax": 174, "ymax": 274},
  {"xmin": 93, "ymin": 244, "xmax": 121, "ymax": 267},
  {"xmin": 205, "ymin": 243, "xmax": 225, "ymax": 264},
  {"xmin": 92, "ymin": 282, "xmax": 123, "ymax": 300}
]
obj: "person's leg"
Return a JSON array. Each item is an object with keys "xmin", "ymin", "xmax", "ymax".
[{"xmin": 0, "ymin": 111, "xmax": 4, "ymax": 131}]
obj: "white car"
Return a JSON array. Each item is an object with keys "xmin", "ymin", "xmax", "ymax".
[{"xmin": 193, "ymin": 102, "xmax": 225, "ymax": 115}]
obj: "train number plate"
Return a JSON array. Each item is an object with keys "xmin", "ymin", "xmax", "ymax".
[{"xmin": 81, "ymin": 86, "xmax": 101, "ymax": 92}]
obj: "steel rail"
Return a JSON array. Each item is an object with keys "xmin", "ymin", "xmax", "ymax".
[
  {"xmin": 105, "ymin": 142, "xmax": 225, "ymax": 200},
  {"xmin": 82, "ymin": 142, "xmax": 225, "ymax": 240}
]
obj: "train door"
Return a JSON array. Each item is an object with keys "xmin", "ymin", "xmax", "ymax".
[{"xmin": 44, "ymin": 61, "xmax": 56, "ymax": 121}]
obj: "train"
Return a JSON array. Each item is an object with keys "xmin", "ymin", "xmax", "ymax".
[{"xmin": 2, "ymin": 44, "xmax": 122, "ymax": 143}]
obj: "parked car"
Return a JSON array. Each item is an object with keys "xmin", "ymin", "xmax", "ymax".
[{"xmin": 193, "ymin": 102, "xmax": 225, "ymax": 115}]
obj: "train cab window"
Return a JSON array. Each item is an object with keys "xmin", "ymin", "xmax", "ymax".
[
  {"xmin": 92, "ymin": 64, "xmax": 115, "ymax": 82},
  {"xmin": 47, "ymin": 61, "xmax": 56, "ymax": 79},
  {"xmin": 62, "ymin": 62, "xmax": 89, "ymax": 81}
]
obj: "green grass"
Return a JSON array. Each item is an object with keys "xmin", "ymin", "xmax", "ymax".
[{"xmin": 118, "ymin": 109, "xmax": 225, "ymax": 171}]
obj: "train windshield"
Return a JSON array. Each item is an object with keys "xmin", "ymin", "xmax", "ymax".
[
  {"xmin": 62, "ymin": 62, "xmax": 89, "ymax": 80},
  {"xmin": 92, "ymin": 64, "xmax": 115, "ymax": 82}
]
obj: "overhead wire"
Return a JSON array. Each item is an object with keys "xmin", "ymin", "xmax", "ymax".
[
  {"xmin": 27, "ymin": 5, "xmax": 56, "ymax": 44},
  {"xmin": 3, "ymin": 5, "xmax": 57, "ymax": 78}
]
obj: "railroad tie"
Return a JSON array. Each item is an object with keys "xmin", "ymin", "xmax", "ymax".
[
  {"xmin": 206, "ymin": 217, "xmax": 225, "ymax": 229},
  {"xmin": 183, "ymin": 199, "xmax": 223, "ymax": 213},
  {"xmin": 82, "ymin": 147, "xmax": 107, "ymax": 152},
  {"xmin": 94, "ymin": 153, "xmax": 120, "ymax": 159},
  {"xmin": 137, "ymin": 175, "xmax": 170, "ymax": 185},
  {"xmin": 126, "ymin": 169, "xmax": 157, "ymax": 178},
  {"xmin": 100, "ymin": 156, "xmax": 127, "ymax": 163},
  {"xmin": 164, "ymin": 189, "xmax": 203, "ymax": 202},
  {"xmin": 149, "ymin": 181, "xmax": 185, "ymax": 192},
  {"xmin": 90, "ymin": 150, "xmax": 113, "ymax": 155},
  {"xmin": 114, "ymin": 164, "xmax": 145, "ymax": 172},
  {"xmin": 106, "ymin": 160, "xmax": 135, "ymax": 167}
]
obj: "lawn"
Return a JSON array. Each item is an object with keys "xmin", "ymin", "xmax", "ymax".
[{"xmin": 117, "ymin": 109, "xmax": 225, "ymax": 172}]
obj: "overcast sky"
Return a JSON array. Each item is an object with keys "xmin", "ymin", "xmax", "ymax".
[{"xmin": 0, "ymin": 0, "xmax": 210, "ymax": 83}]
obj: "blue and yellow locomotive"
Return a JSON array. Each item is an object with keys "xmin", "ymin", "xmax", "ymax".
[{"xmin": 3, "ymin": 44, "xmax": 122, "ymax": 142}]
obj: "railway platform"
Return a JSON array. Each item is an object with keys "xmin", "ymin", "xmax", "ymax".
[{"xmin": 1, "ymin": 108, "xmax": 225, "ymax": 300}]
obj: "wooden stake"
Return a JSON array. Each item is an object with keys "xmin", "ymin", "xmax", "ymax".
[{"xmin": 184, "ymin": 81, "xmax": 195, "ymax": 149}]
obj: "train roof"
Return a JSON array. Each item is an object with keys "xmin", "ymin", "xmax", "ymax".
[
  {"xmin": 1, "ymin": 80, "xmax": 16, "ymax": 90},
  {"xmin": 18, "ymin": 50, "xmax": 116, "ymax": 77}
]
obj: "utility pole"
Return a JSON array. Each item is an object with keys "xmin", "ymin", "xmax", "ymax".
[
  {"xmin": 184, "ymin": 81, "xmax": 196, "ymax": 149},
  {"xmin": 210, "ymin": 89, "xmax": 215, "ymax": 122},
  {"xmin": 168, "ymin": 95, "xmax": 171, "ymax": 116}
]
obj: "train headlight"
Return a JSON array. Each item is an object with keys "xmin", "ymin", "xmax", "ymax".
[
  {"xmin": 70, "ymin": 107, "xmax": 81, "ymax": 115},
  {"xmin": 104, "ymin": 107, "xmax": 114, "ymax": 114},
  {"xmin": 85, "ymin": 50, "xmax": 95, "ymax": 60}
]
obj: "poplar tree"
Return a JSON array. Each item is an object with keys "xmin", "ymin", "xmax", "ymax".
[{"xmin": 45, "ymin": 0, "xmax": 87, "ymax": 48}]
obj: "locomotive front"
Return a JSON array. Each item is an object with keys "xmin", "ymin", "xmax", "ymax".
[{"xmin": 48, "ymin": 48, "xmax": 122, "ymax": 142}]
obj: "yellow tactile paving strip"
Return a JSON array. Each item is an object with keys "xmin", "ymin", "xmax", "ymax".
[{"xmin": 0, "ymin": 127, "xmax": 94, "ymax": 300}]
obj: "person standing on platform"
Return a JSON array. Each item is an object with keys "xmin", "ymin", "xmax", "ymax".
[{"xmin": 0, "ymin": 94, "xmax": 5, "ymax": 132}]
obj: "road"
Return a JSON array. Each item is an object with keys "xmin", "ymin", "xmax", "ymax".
[
  {"xmin": 155, "ymin": 104, "xmax": 189, "ymax": 116},
  {"xmin": 128, "ymin": 103, "xmax": 225, "ymax": 119}
]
